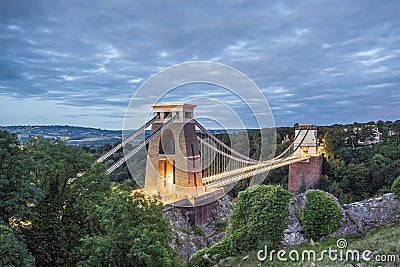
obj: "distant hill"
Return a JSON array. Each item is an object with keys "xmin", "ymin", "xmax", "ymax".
[
  {"xmin": 1, "ymin": 125, "xmax": 122, "ymax": 147},
  {"xmin": 0, "ymin": 125, "xmax": 236, "ymax": 147}
]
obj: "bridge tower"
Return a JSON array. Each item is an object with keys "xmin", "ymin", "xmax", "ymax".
[
  {"xmin": 288, "ymin": 124, "xmax": 323, "ymax": 193},
  {"xmin": 145, "ymin": 104, "xmax": 203, "ymax": 199}
]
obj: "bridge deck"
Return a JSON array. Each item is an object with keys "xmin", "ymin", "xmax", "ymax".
[{"xmin": 202, "ymin": 155, "xmax": 310, "ymax": 188}]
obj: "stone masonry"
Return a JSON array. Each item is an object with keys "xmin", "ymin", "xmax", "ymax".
[{"xmin": 288, "ymin": 155, "xmax": 323, "ymax": 194}]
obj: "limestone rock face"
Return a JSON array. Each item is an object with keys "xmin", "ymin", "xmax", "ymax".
[
  {"xmin": 282, "ymin": 191, "xmax": 400, "ymax": 248},
  {"xmin": 339, "ymin": 193, "xmax": 400, "ymax": 234},
  {"xmin": 163, "ymin": 195, "xmax": 232, "ymax": 259},
  {"xmin": 165, "ymin": 190, "xmax": 400, "ymax": 258},
  {"xmin": 282, "ymin": 192, "xmax": 307, "ymax": 247}
]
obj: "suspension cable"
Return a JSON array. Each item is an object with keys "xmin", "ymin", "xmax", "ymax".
[
  {"xmin": 106, "ymin": 114, "xmax": 178, "ymax": 174},
  {"xmin": 197, "ymin": 136, "xmax": 256, "ymax": 164},
  {"xmin": 194, "ymin": 119, "xmax": 258, "ymax": 163},
  {"xmin": 96, "ymin": 114, "xmax": 159, "ymax": 163}
]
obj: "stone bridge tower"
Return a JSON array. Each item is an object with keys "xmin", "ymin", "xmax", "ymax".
[
  {"xmin": 288, "ymin": 124, "xmax": 323, "ymax": 193},
  {"xmin": 145, "ymin": 104, "xmax": 203, "ymax": 199}
]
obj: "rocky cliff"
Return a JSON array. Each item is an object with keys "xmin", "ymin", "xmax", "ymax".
[
  {"xmin": 283, "ymin": 190, "xmax": 400, "ymax": 247},
  {"xmin": 164, "ymin": 190, "xmax": 400, "ymax": 259},
  {"xmin": 163, "ymin": 195, "xmax": 232, "ymax": 259}
]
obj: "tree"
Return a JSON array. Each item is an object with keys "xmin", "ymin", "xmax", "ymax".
[
  {"xmin": 324, "ymin": 126, "xmax": 345, "ymax": 158},
  {"xmin": 370, "ymin": 154, "xmax": 394, "ymax": 192},
  {"xmin": 357, "ymin": 124, "xmax": 375, "ymax": 144},
  {"xmin": 78, "ymin": 181, "xmax": 176, "ymax": 267},
  {"xmin": 263, "ymin": 142, "xmax": 290, "ymax": 187},
  {"xmin": 0, "ymin": 131, "xmax": 40, "ymax": 266},
  {"xmin": 344, "ymin": 125, "xmax": 359, "ymax": 149},
  {"xmin": 22, "ymin": 137, "xmax": 111, "ymax": 266},
  {"xmin": 393, "ymin": 120, "xmax": 400, "ymax": 143},
  {"xmin": 392, "ymin": 176, "xmax": 400, "ymax": 200},
  {"xmin": 0, "ymin": 131, "xmax": 41, "ymax": 227},
  {"xmin": 0, "ymin": 224, "xmax": 35, "ymax": 266},
  {"xmin": 345, "ymin": 163, "xmax": 370, "ymax": 199}
]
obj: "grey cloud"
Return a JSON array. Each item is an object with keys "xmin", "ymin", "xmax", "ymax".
[{"xmin": 0, "ymin": 0, "xmax": 399, "ymax": 128}]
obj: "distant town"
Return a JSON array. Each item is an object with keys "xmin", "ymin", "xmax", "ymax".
[
  {"xmin": 1, "ymin": 120, "xmax": 399, "ymax": 148},
  {"xmin": 0, "ymin": 125, "xmax": 122, "ymax": 147},
  {"xmin": 0, "ymin": 125, "xmax": 232, "ymax": 147}
]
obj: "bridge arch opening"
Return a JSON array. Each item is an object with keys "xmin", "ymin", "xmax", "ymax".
[{"xmin": 159, "ymin": 129, "xmax": 175, "ymax": 155}]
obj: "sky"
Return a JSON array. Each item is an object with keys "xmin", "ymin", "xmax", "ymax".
[{"xmin": 0, "ymin": 0, "xmax": 399, "ymax": 129}]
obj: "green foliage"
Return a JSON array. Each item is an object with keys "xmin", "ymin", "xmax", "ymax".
[
  {"xmin": 301, "ymin": 190, "xmax": 342, "ymax": 241},
  {"xmin": 189, "ymin": 185, "xmax": 291, "ymax": 267},
  {"xmin": 213, "ymin": 220, "xmax": 228, "ymax": 233},
  {"xmin": 226, "ymin": 185, "xmax": 291, "ymax": 254},
  {"xmin": 0, "ymin": 132, "xmax": 179, "ymax": 266},
  {"xmin": 0, "ymin": 224, "xmax": 34, "ymax": 266},
  {"xmin": 391, "ymin": 176, "xmax": 400, "ymax": 200},
  {"xmin": 188, "ymin": 241, "xmax": 231, "ymax": 267},
  {"xmin": 78, "ymin": 181, "xmax": 176, "ymax": 267},
  {"xmin": 0, "ymin": 131, "xmax": 39, "ymax": 266},
  {"xmin": 262, "ymin": 142, "xmax": 291, "ymax": 188},
  {"xmin": 21, "ymin": 137, "xmax": 111, "ymax": 266},
  {"xmin": 317, "ymin": 129, "xmax": 400, "ymax": 203},
  {"xmin": 0, "ymin": 131, "xmax": 41, "ymax": 226},
  {"xmin": 192, "ymin": 225, "xmax": 205, "ymax": 236},
  {"xmin": 324, "ymin": 126, "xmax": 346, "ymax": 158}
]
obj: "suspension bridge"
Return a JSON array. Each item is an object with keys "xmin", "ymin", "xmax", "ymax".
[{"xmin": 70, "ymin": 104, "xmax": 323, "ymax": 222}]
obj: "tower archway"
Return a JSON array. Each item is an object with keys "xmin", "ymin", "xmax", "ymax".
[{"xmin": 159, "ymin": 129, "xmax": 175, "ymax": 155}]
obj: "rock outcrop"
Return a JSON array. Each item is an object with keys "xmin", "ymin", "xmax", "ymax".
[
  {"xmin": 339, "ymin": 193, "xmax": 400, "ymax": 235},
  {"xmin": 165, "ymin": 190, "xmax": 400, "ymax": 258},
  {"xmin": 163, "ymin": 195, "xmax": 232, "ymax": 259},
  {"xmin": 282, "ymin": 190, "xmax": 400, "ymax": 247}
]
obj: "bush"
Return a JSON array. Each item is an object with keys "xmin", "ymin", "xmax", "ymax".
[
  {"xmin": 192, "ymin": 225, "xmax": 205, "ymax": 236},
  {"xmin": 189, "ymin": 185, "xmax": 292, "ymax": 267},
  {"xmin": 189, "ymin": 241, "xmax": 231, "ymax": 267},
  {"xmin": 225, "ymin": 185, "xmax": 292, "ymax": 255},
  {"xmin": 301, "ymin": 190, "xmax": 342, "ymax": 241},
  {"xmin": 213, "ymin": 221, "xmax": 228, "ymax": 233},
  {"xmin": 392, "ymin": 176, "xmax": 400, "ymax": 200}
]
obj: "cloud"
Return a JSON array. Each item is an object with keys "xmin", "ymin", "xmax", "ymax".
[
  {"xmin": 60, "ymin": 75, "xmax": 85, "ymax": 81},
  {"xmin": 128, "ymin": 78, "xmax": 143, "ymax": 83},
  {"xmin": 0, "ymin": 0, "xmax": 399, "ymax": 128},
  {"xmin": 358, "ymin": 55, "xmax": 395, "ymax": 66},
  {"xmin": 353, "ymin": 48, "xmax": 383, "ymax": 57},
  {"xmin": 8, "ymin": 24, "xmax": 23, "ymax": 32}
]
